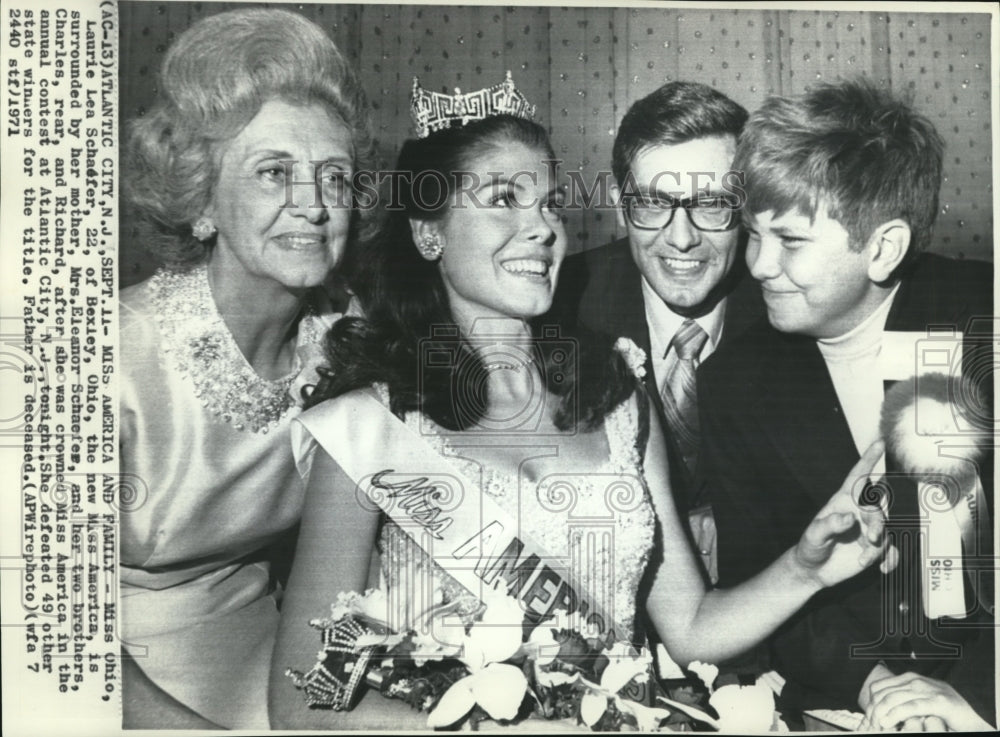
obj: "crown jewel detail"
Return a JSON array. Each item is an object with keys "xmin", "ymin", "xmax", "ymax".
[{"xmin": 410, "ymin": 71, "xmax": 537, "ymax": 139}]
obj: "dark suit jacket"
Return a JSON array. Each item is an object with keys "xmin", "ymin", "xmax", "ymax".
[
  {"xmin": 549, "ymin": 237, "xmax": 764, "ymax": 511},
  {"xmin": 696, "ymin": 252, "xmax": 995, "ymax": 720}
]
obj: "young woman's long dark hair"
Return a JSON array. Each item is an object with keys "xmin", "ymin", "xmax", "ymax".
[{"xmin": 308, "ymin": 115, "xmax": 635, "ymax": 432}]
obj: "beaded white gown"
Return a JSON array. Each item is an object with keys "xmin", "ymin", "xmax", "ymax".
[
  {"xmin": 293, "ymin": 349, "xmax": 657, "ymax": 643},
  {"xmin": 119, "ymin": 263, "xmax": 336, "ymax": 728}
]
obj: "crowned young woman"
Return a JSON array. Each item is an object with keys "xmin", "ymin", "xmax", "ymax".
[{"xmin": 269, "ymin": 74, "xmax": 893, "ymax": 730}]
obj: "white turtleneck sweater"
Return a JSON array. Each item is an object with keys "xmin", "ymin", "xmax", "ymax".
[{"xmin": 816, "ymin": 285, "xmax": 900, "ymax": 474}]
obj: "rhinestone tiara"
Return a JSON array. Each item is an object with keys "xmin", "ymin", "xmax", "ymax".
[{"xmin": 410, "ymin": 71, "xmax": 537, "ymax": 139}]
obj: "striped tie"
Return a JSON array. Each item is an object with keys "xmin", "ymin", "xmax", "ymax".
[{"xmin": 661, "ymin": 319, "xmax": 709, "ymax": 475}]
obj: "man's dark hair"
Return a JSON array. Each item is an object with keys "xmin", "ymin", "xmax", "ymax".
[{"xmin": 612, "ymin": 81, "xmax": 748, "ymax": 187}]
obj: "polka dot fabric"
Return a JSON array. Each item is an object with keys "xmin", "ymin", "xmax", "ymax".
[
  {"xmin": 891, "ymin": 12, "xmax": 992, "ymax": 261},
  {"xmin": 779, "ymin": 11, "xmax": 891, "ymax": 95},
  {"xmin": 119, "ymin": 5, "xmax": 992, "ymax": 284}
]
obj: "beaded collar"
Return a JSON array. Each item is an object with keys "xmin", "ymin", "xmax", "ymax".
[{"xmin": 150, "ymin": 263, "xmax": 326, "ymax": 434}]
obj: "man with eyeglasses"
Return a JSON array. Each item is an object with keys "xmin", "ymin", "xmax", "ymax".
[{"xmin": 551, "ymin": 81, "xmax": 763, "ymax": 584}]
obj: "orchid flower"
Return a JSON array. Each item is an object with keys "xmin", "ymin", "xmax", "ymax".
[
  {"xmin": 329, "ymin": 588, "xmax": 388, "ymax": 623},
  {"xmin": 614, "ymin": 336, "xmax": 648, "ymax": 380},
  {"xmin": 400, "ymin": 611, "xmax": 465, "ymax": 666},
  {"xmin": 460, "ymin": 590, "xmax": 524, "ymax": 670},
  {"xmin": 616, "ymin": 698, "xmax": 673, "ymax": 732},
  {"xmin": 426, "ymin": 589, "xmax": 529, "ymax": 728},
  {"xmin": 688, "ymin": 660, "xmax": 720, "ymax": 694},
  {"xmin": 524, "ymin": 606, "xmax": 577, "ymax": 668},
  {"xmin": 527, "ymin": 608, "xmax": 607, "ymax": 688},
  {"xmin": 405, "ymin": 599, "xmax": 466, "ymax": 666},
  {"xmin": 710, "ymin": 683, "xmax": 778, "ymax": 733},
  {"xmin": 579, "ymin": 644, "xmax": 658, "ymax": 727}
]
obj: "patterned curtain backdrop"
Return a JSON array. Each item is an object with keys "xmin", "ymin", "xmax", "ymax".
[{"xmin": 118, "ymin": 2, "xmax": 993, "ymax": 286}]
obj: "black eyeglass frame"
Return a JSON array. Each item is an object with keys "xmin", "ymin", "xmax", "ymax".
[{"xmin": 620, "ymin": 193, "xmax": 741, "ymax": 233}]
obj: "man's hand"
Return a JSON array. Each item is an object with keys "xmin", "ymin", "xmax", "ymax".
[
  {"xmin": 860, "ymin": 672, "xmax": 992, "ymax": 732},
  {"xmin": 858, "ymin": 663, "xmax": 895, "ymax": 711},
  {"xmin": 793, "ymin": 441, "xmax": 899, "ymax": 588}
]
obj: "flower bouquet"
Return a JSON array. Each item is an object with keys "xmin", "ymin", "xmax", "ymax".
[{"xmin": 287, "ymin": 586, "xmax": 787, "ymax": 731}]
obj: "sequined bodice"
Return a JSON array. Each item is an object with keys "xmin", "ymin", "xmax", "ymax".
[{"xmin": 378, "ymin": 388, "xmax": 656, "ymax": 640}]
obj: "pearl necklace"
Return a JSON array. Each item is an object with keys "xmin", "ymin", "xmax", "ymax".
[
  {"xmin": 482, "ymin": 355, "xmax": 536, "ymax": 372},
  {"xmin": 150, "ymin": 263, "xmax": 323, "ymax": 433},
  {"xmin": 478, "ymin": 341, "xmax": 537, "ymax": 373}
]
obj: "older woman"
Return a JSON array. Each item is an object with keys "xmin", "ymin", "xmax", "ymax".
[{"xmin": 119, "ymin": 8, "xmax": 373, "ymax": 728}]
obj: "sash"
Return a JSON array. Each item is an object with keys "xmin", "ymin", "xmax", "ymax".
[{"xmin": 299, "ymin": 388, "xmax": 617, "ymax": 639}]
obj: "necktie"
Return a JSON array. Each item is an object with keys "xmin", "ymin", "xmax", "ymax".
[{"xmin": 661, "ymin": 320, "xmax": 709, "ymax": 476}]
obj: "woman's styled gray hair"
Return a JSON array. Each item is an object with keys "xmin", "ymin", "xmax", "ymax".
[{"xmin": 125, "ymin": 8, "xmax": 376, "ymax": 264}]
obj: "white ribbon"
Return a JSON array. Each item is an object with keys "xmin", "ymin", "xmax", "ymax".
[{"xmin": 921, "ymin": 475, "xmax": 993, "ymax": 619}]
